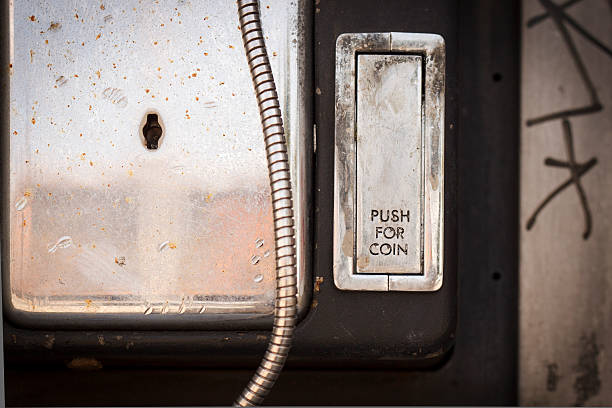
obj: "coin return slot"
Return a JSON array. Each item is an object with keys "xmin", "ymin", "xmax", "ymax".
[{"xmin": 142, "ymin": 113, "xmax": 163, "ymax": 150}]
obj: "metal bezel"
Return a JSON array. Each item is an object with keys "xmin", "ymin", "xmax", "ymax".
[{"xmin": 333, "ymin": 32, "xmax": 445, "ymax": 291}]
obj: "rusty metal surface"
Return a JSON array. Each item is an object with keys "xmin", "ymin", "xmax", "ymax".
[
  {"xmin": 5, "ymin": 0, "xmax": 311, "ymax": 328},
  {"xmin": 520, "ymin": 0, "xmax": 612, "ymax": 405}
]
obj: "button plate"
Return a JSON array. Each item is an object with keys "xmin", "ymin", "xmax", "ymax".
[{"xmin": 334, "ymin": 32, "xmax": 445, "ymax": 291}]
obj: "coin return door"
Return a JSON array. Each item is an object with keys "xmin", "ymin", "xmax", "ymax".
[{"xmin": 334, "ymin": 33, "xmax": 445, "ymax": 291}]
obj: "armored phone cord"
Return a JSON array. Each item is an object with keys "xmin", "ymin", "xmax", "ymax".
[{"xmin": 234, "ymin": 0, "xmax": 298, "ymax": 406}]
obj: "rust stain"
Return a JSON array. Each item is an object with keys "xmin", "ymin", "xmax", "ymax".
[
  {"xmin": 341, "ymin": 230, "xmax": 354, "ymax": 257},
  {"xmin": 48, "ymin": 22, "xmax": 61, "ymax": 31},
  {"xmin": 356, "ymin": 256, "xmax": 370, "ymax": 270},
  {"xmin": 67, "ymin": 357, "xmax": 103, "ymax": 371},
  {"xmin": 314, "ymin": 276, "xmax": 324, "ymax": 292},
  {"xmin": 43, "ymin": 334, "xmax": 55, "ymax": 350}
]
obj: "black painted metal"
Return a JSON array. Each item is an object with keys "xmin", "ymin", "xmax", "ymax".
[{"xmin": 4, "ymin": 0, "xmax": 519, "ymax": 405}]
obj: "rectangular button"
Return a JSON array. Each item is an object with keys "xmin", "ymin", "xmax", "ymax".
[{"xmin": 356, "ymin": 54, "xmax": 422, "ymax": 275}]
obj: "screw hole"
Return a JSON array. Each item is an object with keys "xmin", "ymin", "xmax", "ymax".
[
  {"xmin": 492, "ymin": 271, "xmax": 502, "ymax": 281},
  {"xmin": 492, "ymin": 72, "xmax": 503, "ymax": 82}
]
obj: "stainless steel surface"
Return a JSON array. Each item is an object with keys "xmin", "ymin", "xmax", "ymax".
[
  {"xmin": 333, "ymin": 32, "xmax": 445, "ymax": 292},
  {"xmin": 520, "ymin": 0, "xmax": 612, "ymax": 405},
  {"xmin": 234, "ymin": 1, "xmax": 297, "ymax": 405},
  {"xmin": 5, "ymin": 0, "xmax": 311, "ymax": 328},
  {"xmin": 356, "ymin": 54, "xmax": 422, "ymax": 275}
]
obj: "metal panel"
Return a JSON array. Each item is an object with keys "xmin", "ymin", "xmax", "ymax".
[
  {"xmin": 4, "ymin": 0, "xmax": 312, "ymax": 329},
  {"xmin": 333, "ymin": 32, "xmax": 445, "ymax": 291},
  {"xmin": 4, "ymin": 0, "xmax": 464, "ymax": 391},
  {"xmin": 520, "ymin": 0, "xmax": 612, "ymax": 405}
]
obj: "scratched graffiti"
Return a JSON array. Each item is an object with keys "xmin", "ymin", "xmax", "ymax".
[{"xmin": 525, "ymin": 0, "xmax": 612, "ymax": 239}]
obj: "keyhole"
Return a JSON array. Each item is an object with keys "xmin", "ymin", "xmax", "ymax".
[{"xmin": 142, "ymin": 113, "xmax": 163, "ymax": 149}]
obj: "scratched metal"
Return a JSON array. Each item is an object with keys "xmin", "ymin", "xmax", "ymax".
[
  {"xmin": 520, "ymin": 0, "xmax": 612, "ymax": 405},
  {"xmin": 333, "ymin": 33, "xmax": 444, "ymax": 291},
  {"xmin": 6, "ymin": 0, "xmax": 311, "ymax": 327}
]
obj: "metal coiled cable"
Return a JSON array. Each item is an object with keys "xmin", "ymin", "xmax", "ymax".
[{"xmin": 235, "ymin": 0, "xmax": 298, "ymax": 406}]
